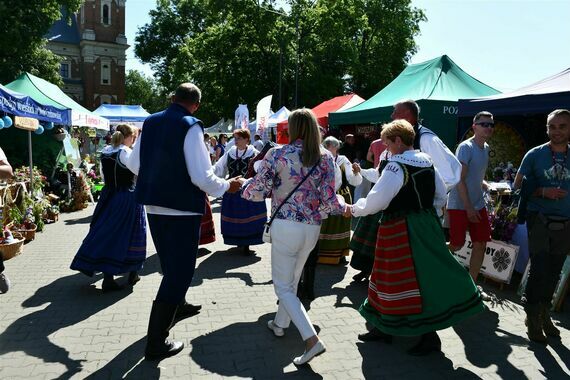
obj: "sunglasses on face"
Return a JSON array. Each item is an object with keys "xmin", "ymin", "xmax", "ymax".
[{"xmin": 475, "ymin": 122, "xmax": 495, "ymax": 129}]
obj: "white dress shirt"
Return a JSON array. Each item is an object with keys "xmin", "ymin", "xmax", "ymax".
[
  {"xmin": 419, "ymin": 133, "xmax": 461, "ymax": 191},
  {"xmin": 126, "ymin": 125, "xmax": 229, "ymax": 215},
  {"xmin": 334, "ymin": 154, "xmax": 362, "ymax": 192},
  {"xmin": 352, "ymin": 150, "xmax": 447, "ymax": 217}
]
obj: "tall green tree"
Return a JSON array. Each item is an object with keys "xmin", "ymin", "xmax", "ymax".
[
  {"xmin": 125, "ymin": 70, "xmax": 169, "ymax": 114},
  {"xmin": 0, "ymin": 0, "xmax": 82, "ymax": 85},
  {"xmin": 135, "ymin": 0, "xmax": 425, "ymax": 125}
]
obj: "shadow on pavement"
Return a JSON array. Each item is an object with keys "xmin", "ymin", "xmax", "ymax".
[
  {"xmin": 0, "ymin": 273, "xmax": 131, "ymax": 380},
  {"xmin": 83, "ymin": 337, "xmax": 159, "ymax": 380},
  {"xmin": 64, "ymin": 215, "xmax": 93, "ymax": 225},
  {"xmin": 193, "ymin": 248, "xmax": 272, "ymax": 287},
  {"xmin": 190, "ymin": 313, "xmax": 323, "ymax": 379},
  {"xmin": 357, "ymin": 340, "xmax": 480, "ymax": 379},
  {"xmin": 454, "ymin": 309, "xmax": 528, "ymax": 378}
]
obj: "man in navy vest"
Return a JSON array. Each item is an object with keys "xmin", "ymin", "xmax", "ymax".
[{"xmin": 127, "ymin": 83, "xmax": 242, "ymax": 361}]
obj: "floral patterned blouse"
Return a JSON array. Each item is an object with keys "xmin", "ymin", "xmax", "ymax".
[{"xmin": 242, "ymin": 139, "xmax": 345, "ymax": 225}]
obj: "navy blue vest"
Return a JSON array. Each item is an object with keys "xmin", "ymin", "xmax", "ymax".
[
  {"xmin": 135, "ymin": 103, "xmax": 206, "ymax": 213},
  {"xmin": 413, "ymin": 124, "xmax": 436, "ymax": 150}
]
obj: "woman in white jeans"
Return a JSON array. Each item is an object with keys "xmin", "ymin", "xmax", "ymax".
[{"xmin": 241, "ymin": 108, "xmax": 346, "ymax": 365}]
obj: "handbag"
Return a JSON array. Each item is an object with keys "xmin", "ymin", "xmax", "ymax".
[{"xmin": 263, "ymin": 159, "xmax": 320, "ymax": 243}]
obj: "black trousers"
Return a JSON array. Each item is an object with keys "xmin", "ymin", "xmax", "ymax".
[
  {"xmin": 147, "ymin": 214, "xmax": 201, "ymax": 305},
  {"xmin": 524, "ymin": 213, "xmax": 570, "ymax": 306}
]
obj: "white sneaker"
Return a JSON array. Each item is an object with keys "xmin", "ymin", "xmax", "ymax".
[
  {"xmin": 267, "ymin": 320, "xmax": 284, "ymax": 337},
  {"xmin": 293, "ymin": 340, "xmax": 326, "ymax": 366},
  {"xmin": 477, "ymin": 285, "xmax": 492, "ymax": 301},
  {"xmin": 0, "ymin": 273, "xmax": 11, "ymax": 294}
]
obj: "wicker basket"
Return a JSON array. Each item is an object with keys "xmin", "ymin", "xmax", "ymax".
[
  {"xmin": 15, "ymin": 223, "xmax": 37, "ymax": 242},
  {"xmin": 0, "ymin": 232, "xmax": 25, "ymax": 260}
]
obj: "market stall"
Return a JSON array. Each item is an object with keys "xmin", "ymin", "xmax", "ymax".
[
  {"xmin": 328, "ymin": 55, "xmax": 500, "ymax": 148},
  {"xmin": 0, "ymin": 85, "xmax": 68, "ymax": 256},
  {"xmin": 93, "ymin": 104, "xmax": 150, "ymax": 129},
  {"xmin": 277, "ymin": 94, "xmax": 364, "ymax": 144}
]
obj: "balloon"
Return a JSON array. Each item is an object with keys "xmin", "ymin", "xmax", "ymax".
[
  {"xmin": 2, "ymin": 116, "xmax": 12, "ymax": 128},
  {"xmin": 0, "ymin": 118, "xmax": 4, "ymax": 129},
  {"xmin": 34, "ymin": 125, "xmax": 44, "ymax": 135},
  {"xmin": 45, "ymin": 121, "xmax": 55, "ymax": 130}
]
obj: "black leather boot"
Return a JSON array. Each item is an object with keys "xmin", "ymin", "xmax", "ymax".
[
  {"xmin": 170, "ymin": 300, "xmax": 202, "ymax": 329},
  {"xmin": 145, "ymin": 301, "xmax": 184, "ymax": 361},
  {"xmin": 407, "ymin": 331, "xmax": 442, "ymax": 356},
  {"xmin": 525, "ymin": 303, "xmax": 547, "ymax": 343}
]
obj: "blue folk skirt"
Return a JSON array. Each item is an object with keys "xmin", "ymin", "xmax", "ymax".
[
  {"xmin": 70, "ymin": 187, "xmax": 147, "ymax": 276},
  {"xmin": 220, "ymin": 192, "xmax": 266, "ymax": 246}
]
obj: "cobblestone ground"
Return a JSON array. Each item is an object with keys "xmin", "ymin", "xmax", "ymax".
[{"xmin": 0, "ymin": 202, "xmax": 569, "ymax": 380}]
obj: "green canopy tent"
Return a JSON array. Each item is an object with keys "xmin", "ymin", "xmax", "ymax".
[
  {"xmin": 329, "ymin": 55, "xmax": 500, "ymax": 148},
  {"xmin": 5, "ymin": 73, "xmax": 109, "ymax": 130}
]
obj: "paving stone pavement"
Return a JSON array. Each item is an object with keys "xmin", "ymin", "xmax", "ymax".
[{"xmin": 0, "ymin": 201, "xmax": 569, "ymax": 380}]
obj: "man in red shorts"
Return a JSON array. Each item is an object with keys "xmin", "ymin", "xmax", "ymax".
[{"xmin": 447, "ymin": 111, "xmax": 494, "ymax": 301}]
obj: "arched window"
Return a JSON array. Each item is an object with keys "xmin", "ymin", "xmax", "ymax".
[
  {"xmin": 100, "ymin": 95, "xmax": 112, "ymax": 105},
  {"xmin": 102, "ymin": 3, "xmax": 111, "ymax": 25},
  {"xmin": 101, "ymin": 62, "xmax": 111, "ymax": 85}
]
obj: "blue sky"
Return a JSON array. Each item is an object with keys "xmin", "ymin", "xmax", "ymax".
[{"xmin": 125, "ymin": 0, "xmax": 570, "ymax": 93}]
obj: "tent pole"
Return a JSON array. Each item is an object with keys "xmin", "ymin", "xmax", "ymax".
[{"xmin": 28, "ymin": 130, "xmax": 33, "ymax": 195}]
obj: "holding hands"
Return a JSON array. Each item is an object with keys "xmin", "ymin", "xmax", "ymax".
[
  {"xmin": 227, "ymin": 176, "xmax": 245, "ymax": 193},
  {"xmin": 343, "ymin": 204, "xmax": 353, "ymax": 218},
  {"xmin": 352, "ymin": 163, "xmax": 361, "ymax": 174}
]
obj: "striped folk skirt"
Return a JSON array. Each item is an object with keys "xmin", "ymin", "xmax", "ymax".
[
  {"xmin": 317, "ymin": 188, "xmax": 352, "ymax": 264},
  {"xmin": 359, "ymin": 209, "xmax": 485, "ymax": 336},
  {"xmin": 220, "ymin": 192, "xmax": 266, "ymax": 246}
]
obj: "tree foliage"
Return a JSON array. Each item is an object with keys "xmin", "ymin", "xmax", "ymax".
[
  {"xmin": 0, "ymin": 0, "xmax": 82, "ymax": 85},
  {"xmin": 125, "ymin": 70, "xmax": 169, "ymax": 114},
  {"xmin": 135, "ymin": 0, "xmax": 425, "ymax": 125}
]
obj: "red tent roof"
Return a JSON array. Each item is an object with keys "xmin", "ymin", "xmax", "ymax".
[{"xmin": 277, "ymin": 94, "xmax": 365, "ymax": 143}]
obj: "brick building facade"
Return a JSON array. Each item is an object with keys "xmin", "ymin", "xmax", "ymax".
[{"xmin": 46, "ymin": 0, "xmax": 128, "ymax": 110}]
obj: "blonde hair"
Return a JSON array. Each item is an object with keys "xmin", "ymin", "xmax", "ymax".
[
  {"xmin": 380, "ymin": 119, "xmax": 416, "ymax": 147},
  {"xmin": 111, "ymin": 124, "xmax": 137, "ymax": 148},
  {"xmin": 288, "ymin": 108, "xmax": 322, "ymax": 166}
]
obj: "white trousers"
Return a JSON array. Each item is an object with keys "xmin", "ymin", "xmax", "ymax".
[{"xmin": 271, "ymin": 219, "xmax": 321, "ymax": 341}]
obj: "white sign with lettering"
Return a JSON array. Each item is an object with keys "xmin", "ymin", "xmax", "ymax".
[{"xmin": 452, "ymin": 234, "xmax": 519, "ymax": 283}]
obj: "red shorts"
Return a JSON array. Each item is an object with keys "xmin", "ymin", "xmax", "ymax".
[{"xmin": 448, "ymin": 208, "xmax": 492, "ymax": 248}]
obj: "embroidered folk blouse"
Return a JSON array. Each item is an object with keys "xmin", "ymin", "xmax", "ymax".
[{"xmin": 241, "ymin": 139, "xmax": 346, "ymax": 225}]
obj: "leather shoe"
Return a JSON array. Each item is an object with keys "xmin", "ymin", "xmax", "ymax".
[
  {"xmin": 102, "ymin": 279, "xmax": 124, "ymax": 293},
  {"xmin": 407, "ymin": 332, "xmax": 441, "ymax": 356},
  {"xmin": 128, "ymin": 272, "xmax": 140, "ymax": 286},
  {"xmin": 293, "ymin": 340, "xmax": 326, "ymax": 366},
  {"xmin": 145, "ymin": 340, "xmax": 184, "ymax": 361},
  {"xmin": 358, "ymin": 328, "xmax": 393, "ymax": 343}
]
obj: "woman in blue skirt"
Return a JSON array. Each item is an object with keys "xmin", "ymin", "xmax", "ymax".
[
  {"xmin": 70, "ymin": 124, "xmax": 146, "ymax": 292},
  {"xmin": 214, "ymin": 128, "xmax": 266, "ymax": 254}
]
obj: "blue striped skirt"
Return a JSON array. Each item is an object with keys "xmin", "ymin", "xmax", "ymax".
[
  {"xmin": 70, "ymin": 187, "xmax": 147, "ymax": 276},
  {"xmin": 220, "ymin": 192, "xmax": 266, "ymax": 246}
]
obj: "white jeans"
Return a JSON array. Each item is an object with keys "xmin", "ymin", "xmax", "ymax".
[{"xmin": 271, "ymin": 219, "xmax": 321, "ymax": 341}]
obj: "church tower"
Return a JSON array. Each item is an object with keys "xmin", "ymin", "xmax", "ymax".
[{"xmin": 47, "ymin": 0, "xmax": 128, "ymax": 109}]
